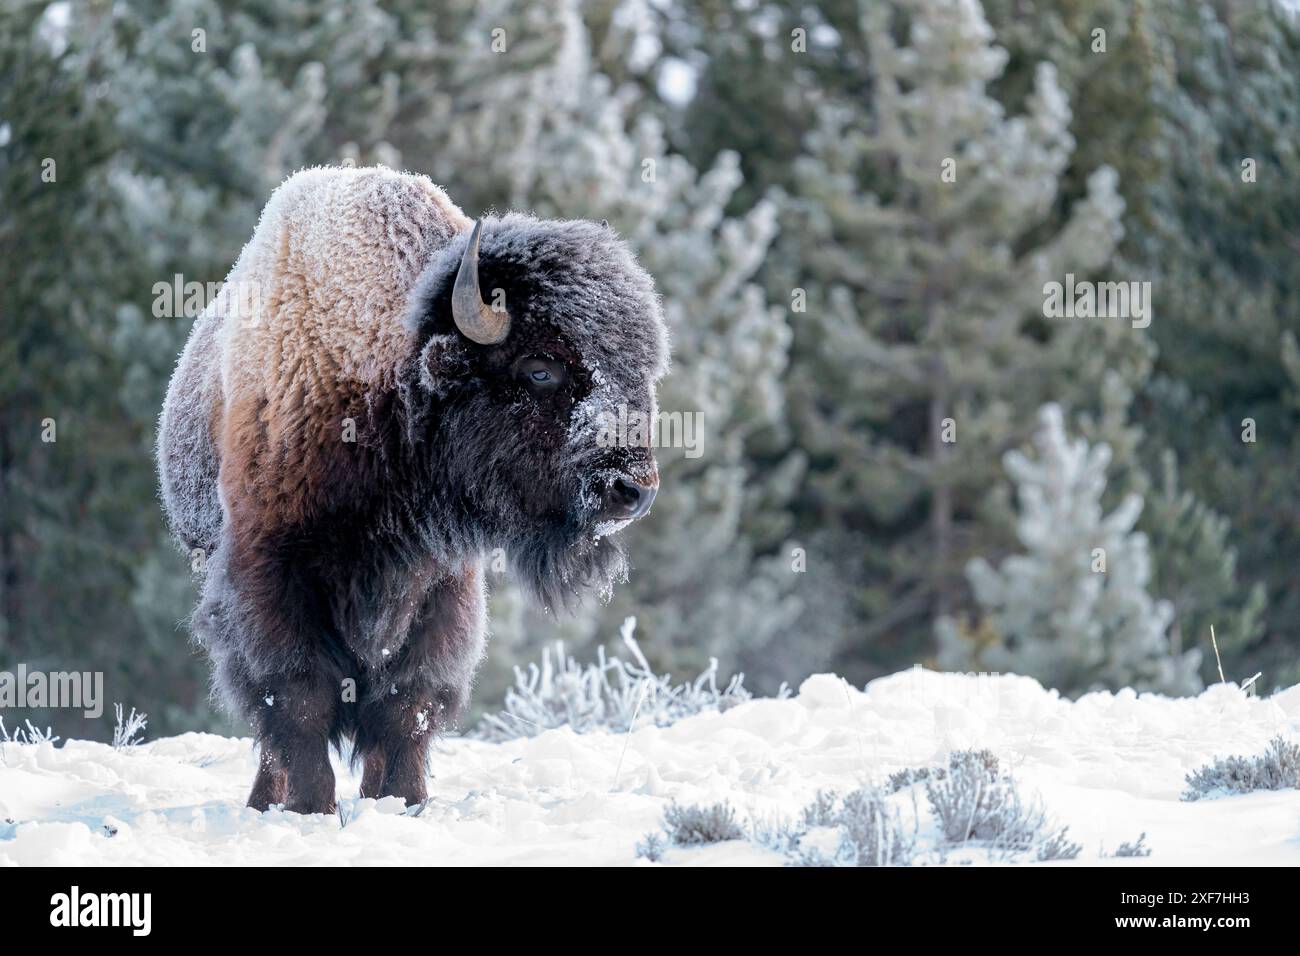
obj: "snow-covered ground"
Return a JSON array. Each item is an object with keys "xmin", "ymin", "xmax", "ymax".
[{"xmin": 2, "ymin": 669, "xmax": 1298, "ymax": 866}]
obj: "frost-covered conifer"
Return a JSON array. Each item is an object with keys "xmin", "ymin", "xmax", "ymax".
[
  {"xmin": 755, "ymin": 0, "xmax": 1134, "ymax": 677},
  {"xmin": 939, "ymin": 404, "xmax": 1201, "ymax": 695}
]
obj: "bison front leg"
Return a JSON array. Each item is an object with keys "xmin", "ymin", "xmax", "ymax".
[
  {"xmin": 356, "ymin": 685, "xmax": 452, "ymax": 806},
  {"xmin": 214, "ymin": 648, "xmax": 340, "ymax": 814},
  {"xmin": 355, "ymin": 566, "xmax": 486, "ymax": 808},
  {"xmin": 252, "ymin": 673, "xmax": 339, "ymax": 814},
  {"xmin": 358, "ymin": 750, "xmax": 386, "ymax": 800},
  {"xmin": 247, "ymin": 746, "xmax": 288, "ymax": 811},
  {"xmin": 220, "ymin": 653, "xmax": 339, "ymax": 813}
]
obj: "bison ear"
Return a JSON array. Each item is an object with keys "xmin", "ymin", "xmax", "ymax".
[{"xmin": 417, "ymin": 333, "xmax": 472, "ymax": 398}]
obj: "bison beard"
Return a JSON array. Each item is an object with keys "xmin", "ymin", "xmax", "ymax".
[{"xmin": 158, "ymin": 167, "xmax": 667, "ymax": 814}]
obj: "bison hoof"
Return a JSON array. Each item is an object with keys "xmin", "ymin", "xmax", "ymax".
[
  {"xmin": 284, "ymin": 794, "xmax": 338, "ymax": 815},
  {"xmin": 382, "ymin": 778, "xmax": 428, "ymax": 809},
  {"xmin": 247, "ymin": 769, "xmax": 288, "ymax": 812}
]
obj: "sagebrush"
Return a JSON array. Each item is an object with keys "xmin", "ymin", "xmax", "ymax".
[
  {"xmin": 477, "ymin": 617, "xmax": 761, "ymax": 741},
  {"xmin": 639, "ymin": 749, "xmax": 1084, "ymax": 866},
  {"xmin": 1182, "ymin": 736, "xmax": 1300, "ymax": 801}
]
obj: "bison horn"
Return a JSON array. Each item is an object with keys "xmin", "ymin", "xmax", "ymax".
[{"xmin": 451, "ymin": 220, "xmax": 510, "ymax": 345}]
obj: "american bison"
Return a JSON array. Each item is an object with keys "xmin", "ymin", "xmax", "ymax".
[{"xmin": 158, "ymin": 166, "xmax": 668, "ymax": 813}]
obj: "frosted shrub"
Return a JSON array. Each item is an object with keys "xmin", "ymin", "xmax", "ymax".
[
  {"xmin": 747, "ymin": 788, "xmax": 916, "ymax": 867},
  {"xmin": 800, "ymin": 790, "xmax": 841, "ymax": 826},
  {"xmin": 476, "ymin": 617, "xmax": 756, "ymax": 741},
  {"xmin": 0, "ymin": 717, "xmax": 61, "ymax": 767},
  {"xmin": 924, "ymin": 750, "xmax": 1077, "ymax": 857},
  {"xmin": 644, "ymin": 792, "xmax": 913, "ymax": 866},
  {"xmin": 749, "ymin": 814, "xmax": 805, "ymax": 857},
  {"xmin": 638, "ymin": 753, "xmax": 1086, "ymax": 865},
  {"xmin": 1036, "ymin": 827, "xmax": 1083, "ymax": 862},
  {"xmin": 792, "ymin": 787, "xmax": 915, "ymax": 867},
  {"xmin": 634, "ymin": 832, "xmax": 667, "ymax": 862},
  {"xmin": 662, "ymin": 801, "xmax": 746, "ymax": 846},
  {"xmin": 112, "ymin": 704, "xmax": 148, "ymax": 750},
  {"xmin": 1111, "ymin": 833, "xmax": 1152, "ymax": 858},
  {"xmin": 637, "ymin": 801, "xmax": 745, "ymax": 861},
  {"xmin": 927, "ymin": 751, "xmax": 1034, "ymax": 847},
  {"xmin": 1182, "ymin": 736, "xmax": 1300, "ymax": 801},
  {"xmin": 0, "ymin": 717, "xmax": 59, "ymax": 745},
  {"xmin": 887, "ymin": 766, "xmax": 937, "ymax": 793}
]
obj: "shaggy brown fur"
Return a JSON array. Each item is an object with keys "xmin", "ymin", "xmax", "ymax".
[{"xmin": 158, "ymin": 166, "xmax": 668, "ymax": 814}]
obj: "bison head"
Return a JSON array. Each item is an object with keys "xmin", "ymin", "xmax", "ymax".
[{"xmin": 404, "ymin": 214, "xmax": 669, "ymax": 609}]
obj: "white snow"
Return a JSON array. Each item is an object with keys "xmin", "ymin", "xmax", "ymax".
[{"xmin": 2, "ymin": 669, "xmax": 1298, "ymax": 866}]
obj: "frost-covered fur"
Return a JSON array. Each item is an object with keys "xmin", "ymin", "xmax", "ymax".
[{"xmin": 157, "ymin": 166, "xmax": 668, "ymax": 813}]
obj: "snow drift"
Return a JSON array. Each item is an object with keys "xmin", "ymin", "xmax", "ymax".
[{"xmin": 1, "ymin": 669, "xmax": 1298, "ymax": 866}]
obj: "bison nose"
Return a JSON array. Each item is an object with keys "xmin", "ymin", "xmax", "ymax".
[{"xmin": 602, "ymin": 476, "xmax": 657, "ymax": 521}]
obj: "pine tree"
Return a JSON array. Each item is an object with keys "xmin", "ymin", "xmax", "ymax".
[
  {"xmin": 0, "ymin": 0, "xmax": 222, "ymax": 735},
  {"xmin": 938, "ymin": 404, "xmax": 1202, "ymax": 695},
  {"xmin": 769, "ymin": 0, "xmax": 1134, "ymax": 678},
  {"xmin": 981, "ymin": 0, "xmax": 1290, "ymax": 687},
  {"xmin": 659, "ymin": 0, "xmax": 1282, "ymax": 689},
  {"xmin": 1127, "ymin": 1, "xmax": 1300, "ymax": 687},
  {"xmin": 1140, "ymin": 450, "xmax": 1265, "ymax": 672}
]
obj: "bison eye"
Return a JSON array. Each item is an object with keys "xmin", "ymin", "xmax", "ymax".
[{"xmin": 516, "ymin": 356, "xmax": 568, "ymax": 393}]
